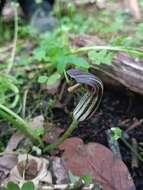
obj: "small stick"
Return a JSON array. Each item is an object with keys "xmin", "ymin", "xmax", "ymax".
[
  {"xmin": 131, "ymin": 138, "xmax": 139, "ymax": 168},
  {"xmin": 121, "ymin": 137, "xmax": 143, "ymax": 162},
  {"xmin": 125, "ymin": 119, "xmax": 143, "ymax": 133},
  {"xmin": 22, "ymin": 88, "xmax": 29, "ymax": 118},
  {"xmin": 41, "ymin": 183, "xmax": 96, "ymax": 190},
  {"xmin": 59, "ymin": 82, "xmax": 66, "ymax": 101},
  {"xmin": 106, "ymin": 129, "xmax": 122, "ymax": 159},
  {"xmin": 7, "ymin": 2, "xmax": 19, "ymax": 74},
  {"xmin": 68, "ymin": 83, "xmax": 81, "ymax": 93}
]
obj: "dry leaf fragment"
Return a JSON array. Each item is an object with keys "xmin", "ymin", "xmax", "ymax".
[
  {"xmin": 43, "ymin": 128, "xmax": 64, "ymax": 144},
  {"xmin": 0, "ymin": 153, "xmax": 18, "ymax": 185},
  {"xmin": 5, "ymin": 132, "xmax": 25, "ymax": 153},
  {"xmin": 29, "ymin": 115, "xmax": 44, "ymax": 131},
  {"xmin": 8, "ymin": 154, "xmax": 51, "ymax": 186},
  {"xmin": 60, "ymin": 137, "xmax": 136, "ymax": 190},
  {"xmin": 51, "ymin": 157, "xmax": 69, "ymax": 184}
]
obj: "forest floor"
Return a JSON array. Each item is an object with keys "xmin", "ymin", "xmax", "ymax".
[{"xmin": 0, "ymin": 1, "xmax": 143, "ymax": 190}]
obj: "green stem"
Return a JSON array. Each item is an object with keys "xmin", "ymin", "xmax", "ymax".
[
  {"xmin": 71, "ymin": 46, "xmax": 143, "ymax": 57},
  {"xmin": 44, "ymin": 119, "xmax": 78, "ymax": 152},
  {"xmin": 7, "ymin": 3, "xmax": 18, "ymax": 74},
  {"xmin": 121, "ymin": 137, "xmax": 143, "ymax": 162},
  {"xmin": 0, "ymin": 104, "xmax": 43, "ymax": 147}
]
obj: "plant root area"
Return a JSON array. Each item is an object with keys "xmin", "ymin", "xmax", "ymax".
[{"xmin": 52, "ymin": 88, "xmax": 143, "ymax": 189}]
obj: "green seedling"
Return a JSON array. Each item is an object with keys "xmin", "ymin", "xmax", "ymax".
[{"xmin": 3, "ymin": 181, "xmax": 35, "ymax": 190}]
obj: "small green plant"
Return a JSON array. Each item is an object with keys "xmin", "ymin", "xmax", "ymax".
[
  {"xmin": 31, "ymin": 26, "xmax": 143, "ymax": 88},
  {"xmin": 3, "ymin": 181, "xmax": 35, "ymax": 190},
  {"xmin": 32, "ymin": 31, "xmax": 90, "ymax": 85},
  {"xmin": 111, "ymin": 127, "xmax": 122, "ymax": 141},
  {"xmin": 44, "ymin": 69, "xmax": 103, "ymax": 151},
  {"xmin": 0, "ymin": 74, "xmax": 19, "ymax": 108},
  {"xmin": 111, "ymin": 127, "xmax": 143, "ymax": 162}
]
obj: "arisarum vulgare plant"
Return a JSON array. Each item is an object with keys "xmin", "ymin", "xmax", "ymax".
[
  {"xmin": 68, "ymin": 69, "xmax": 103, "ymax": 121},
  {"xmin": 45, "ymin": 69, "xmax": 103, "ymax": 152}
]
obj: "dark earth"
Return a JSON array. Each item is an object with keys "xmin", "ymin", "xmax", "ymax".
[
  {"xmin": 0, "ymin": 79, "xmax": 143, "ymax": 189},
  {"xmin": 52, "ymin": 87, "xmax": 143, "ymax": 190}
]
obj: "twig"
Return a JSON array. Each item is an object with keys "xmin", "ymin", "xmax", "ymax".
[
  {"xmin": 6, "ymin": 2, "xmax": 18, "ymax": 74},
  {"xmin": 125, "ymin": 119, "xmax": 143, "ymax": 133},
  {"xmin": 131, "ymin": 138, "xmax": 139, "ymax": 168},
  {"xmin": 106, "ymin": 129, "xmax": 122, "ymax": 159},
  {"xmin": 41, "ymin": 183, "xmax": 96, "ymax": 190},
  {"xmin": 121, "ymin": 136, "xmax": 143, "ymax": 162},
  {"xmin": 22, "ymin": 88, "xmax": 29, "ymax": 118},
  {"xmin": 59, "ymin": 81, "xmax": 67, "ymax": 101},
  {"xmin": 68, "ymin": 83, "xmax": 81, "ymax": 93}
]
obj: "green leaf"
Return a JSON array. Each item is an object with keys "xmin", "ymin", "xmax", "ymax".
[
  {"xmin": 47, "ymin": 72, "xmax": 61, "ymax": 85},
  {"xmin": 21, "ymin": 182, "xmax": 35, "ymax": 190},
  {"xmin": 111, "ymin": 35, "xmax": 136, "ymax": 46},
  {"xmin": 81, "ymin": 175, "xmax": 92, "ymax": 185},
  {"xmin": 38, "ymin": 76, "xmax": 48, "ymax": 83},
  {"xmin": 0, "ymin": 74, "xmax": 19, "ymax": 108},
  {"xmin": 66, "ymin": 55, "xmax": 89, "ymax": 69},
  {"xmin": 136, "ymin": 23, "xmax": 143, "ymax": 36},
  {"xmin": 57, "ymin": 55, "xmax": 89, "ymax": 74},
  {"xmin": 33, "ymin": 48, "xmax": 47, "ymax": 62},
  {"xmin": 111, "ymin": 35, "xmax": 128, "ymax": 46},
  {"xmin": 31, "ymin": 127, "xmax": 44, "ymax": 137},
  {"xmin": 56, "ymin": 56, "xmax": 67, "ymax": 74},
  {"xmin": 17, "ymin": 55, "xmax": 31, "ymax": 66},
  {"xmin": 111, "ymin": 127, "xmax": 122, "ymax": 140},
  {"xmin": 6, "ymin": 182, "xmax": 20, "ymax": 190},
  {"xmin": 102, "ymin": 17, "xmax": 123, "ymax": 33},
  {"xmin": 88, "ymin": 50, "xmax": 112, "ymax": 65}
]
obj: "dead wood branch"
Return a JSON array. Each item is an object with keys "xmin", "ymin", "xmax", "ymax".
[{"xmin": 71, "ymin": 34, "xmax": 143, "ymax": 96}]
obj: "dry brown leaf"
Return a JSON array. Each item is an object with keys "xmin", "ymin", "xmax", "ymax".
[
  {"xmin": 0, "ymin": 153, "xmax": 18, "ymax": 185},
  {"xmin": 41, "ymin": 78, "xmax": 61, "ymax": 95},
  {"xmin": 8, "ymin": 154, "xmax": 52, "ymax": 186},
  {"xmin": 60, "ymin": 137, "xmax": 136, "ymax": 190},
  {"xmin": 29, "ymin": 115, "xmax": 44, "ymax": 130},
  {"xmin": 5, "ymin": 132, "xmax": 25, "ymax": 153},
  {"xmin": 5, "ymin": 116, "xmax": 45, "ymax": 153},
  {"xmin": 51, "ymin": 157, "xmax": 69, "ymax": 184},
  {"xmin": 43, "ymin": 127, "xmax": 64, "ymax": 144}
]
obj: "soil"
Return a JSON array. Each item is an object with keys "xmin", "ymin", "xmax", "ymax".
[
  {"xmin": 1, "ymin": 82, "xmax": 143, "ymax": 189},
  {"xmin": 52, "ymin": 88, "xmax": 143, "ymax": 190}
]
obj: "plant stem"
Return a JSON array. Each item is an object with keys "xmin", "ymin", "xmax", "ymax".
[
  {"xmin": 121, "ymin": 136, "xmax": 143, "ymax": 162},
  {"xmin": 0, "ymin": 104, "xmax": 43, "ymax": 147},
  {"xmin": 71, "ymin": 46, "xmax": 143, "ymax": 57},
  {"xmin": 44, "ymin": 119, "xmax": 78, "ymax": 152},
  {"xmin": 106, "ymin": 129, "xmax": 121, "ymax": 159},
  {"xmin": 7, "ymin": 3, "xmax": 18, "ymax": 74}
]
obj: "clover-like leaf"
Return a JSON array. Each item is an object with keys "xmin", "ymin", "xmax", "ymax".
[
  {"xmin": 21, "ymin": 182, "xmax": 35, "ymax": 190},
  {"xmin": 6, "ymin": 182, "xmax": 20, "ymax": 190}
]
